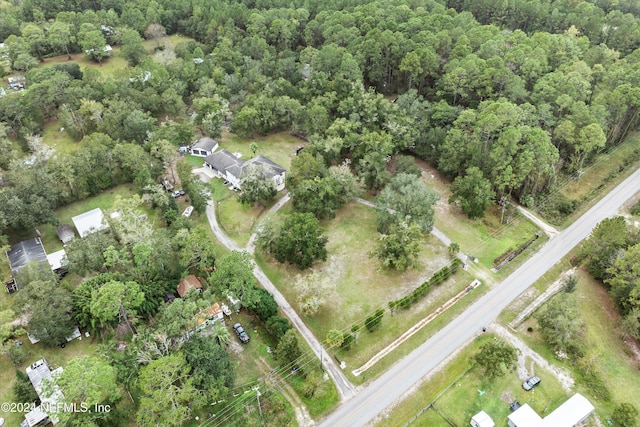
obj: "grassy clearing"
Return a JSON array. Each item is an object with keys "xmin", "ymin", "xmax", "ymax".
[
  {"xmin": 259, "ymin": 202, "xmax": 452, "ymax": 333},
  {"xmin": 209, "ymin": 178, "xmax": 271, "ymax": 247},
  {"xmin": 418, "ymin": 161, "xmax": 543, "ymax": 271},
  {"xmin": 254, "ymin": 201, "xmax": 490, "ymax": 379},
  {"xmin": 42, "ymin": 120, "xmax": 80, "ymax": 154},
  {"xmin": 41, "ymin": 48, "xmax": 129, "ymax": 77},
  {"xmin": 16, "ymin": 184, "xmax": 153, "ymax": 254},
  {"xmin": 221, "ymin": 131, "xmax": 301, "ymax": 172},
  {"xmin": 435, "ymin": 204, "xmax": 541, "ymax": 270},
  {"xmin": 342, "ymin": 269, "xmax": 481, "ymax": 382}
]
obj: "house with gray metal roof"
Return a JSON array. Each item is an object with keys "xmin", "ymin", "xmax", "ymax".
[
  {"xmin": 204, "ymin": 150, "xmax": 286, "ymax": 191},
  {"xmin": 190, "ymin": 137, "xmax": 219, "ymax": 157}
]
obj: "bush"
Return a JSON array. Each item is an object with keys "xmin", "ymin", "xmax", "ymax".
[
  {"xmin": 612, "ymin": 403, "xmax": 639, "ymax": 427},
  {"xmin": 365, "ymin": 309, "xmax": 385, "ymax": 332},
  {"xmin": 250, "ymin": 288, "xmax": 278, "ymax": 321},
  {"xmin": 266, "ymin": 316, "xmax": 291, "ymax": 341},
  {"xmin": 576, "ymin": 358, "xmax": 611, "ymax": 402},
  {"xmin": 13, "ymin": 370, "xmax": 39, "ymax": 404},
  {"xmin": 563, "ymin": 275, "xmax": 578, "ymax": 293},
  {"xmin": 341, "ymin": 333, "xmax": 354, "ymax": 350}
]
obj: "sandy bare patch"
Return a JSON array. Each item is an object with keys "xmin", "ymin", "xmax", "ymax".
[{"xmin": 228, "ymin": 340, "xmax": 244, "ymax": 354}]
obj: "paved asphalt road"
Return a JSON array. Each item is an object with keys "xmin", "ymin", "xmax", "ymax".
[{"xmin": 320, "ymin": 167, "xmax": 640, "ymax": 427}]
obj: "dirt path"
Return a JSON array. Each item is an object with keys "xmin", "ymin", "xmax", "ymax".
[
  {"xmin": 509, "ymin": 269, "xmax": 574, "ymax": 329},
  {"xmin": 202, "ymin": 195, "xmax": 357, "ymax": 402},
  {"xmin": 491, "ymin": 324, "xmax": 574, "ymax": 392},
  {"xmin": 516, "ymin": 205, "xmax": 559, "ymax": 237}
]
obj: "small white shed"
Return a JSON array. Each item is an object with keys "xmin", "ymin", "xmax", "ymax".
[{"xmin": 471, "ymin": 410, "xmax": 495, "ymax": 427}]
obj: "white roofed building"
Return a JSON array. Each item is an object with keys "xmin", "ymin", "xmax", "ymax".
[
  {"xmin": 23, "ymin": 359, "xmax": 64, "ymax": 426},
  {"xmin": 470, "ymin": 410, "xmax": 495, "ymax": 427},
  {"xmin": 72, "ymin": 208, "xmax": 108, "ymax": 238},
  {"xmin": 507, "ymin": 393, "xmax": 594, "ymax": 427}
]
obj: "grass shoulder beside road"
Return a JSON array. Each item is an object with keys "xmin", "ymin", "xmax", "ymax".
[{"xmin": 538, "ymin": 132, "xmax": 640, "ymax": 227}]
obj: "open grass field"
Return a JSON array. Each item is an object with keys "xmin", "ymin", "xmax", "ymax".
[
  {"xmin": 257, "ymin": 202, "xmax": 452, "ymax": 332},
  {"xmin": 42, "ymin": 120, "xmax": 80, "ymax": 155},
  {"xmin": 41, "ymin": 48, "xmax": 129, "ymax": 76},
  {"xmin": 340, "ymin": 268, "xmax": 481, "ymax": 382},
  {"xmin": 39, "ymin": 34, "xmax": 196, "ymax": 78},
  {"xmin": 253, "ymin": 201, "xmax": 492, "ymax": 380}
]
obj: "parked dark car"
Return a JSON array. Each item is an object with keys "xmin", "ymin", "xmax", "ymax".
[
  {"xmin": 522, "ymin": 376, "xmax": 541, "ymax": 391},
  {"xmin": 233, "ymin": 323, "xmax": 250, "ymax": 343}
]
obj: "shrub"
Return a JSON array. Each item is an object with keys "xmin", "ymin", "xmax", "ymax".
[
  {"xmin": 563, "ymin": 275, "xmax": 578, "ymax": 293},
  {"xmin": 365, "ymin": 309, "xmax": 385, "ymax": 332},
  {"xmin": 612, "ymin": 403, "xmax": 639, "ymax": 427},
  {"xmin": 266, "ymin": 316, "xmax": 291, "ymax": 341},
  {"xmin": 341, "ymin": 333, "xmax": 354, "ymax": 350}
]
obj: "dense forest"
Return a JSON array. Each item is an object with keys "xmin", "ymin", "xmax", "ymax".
[
  {"xmin": 2, "ymin": 0, "xmax": 640, "ymax": 424},
  {"xmin": 1, "ymin": 0, "xmax": 640, "ymax": 243}
]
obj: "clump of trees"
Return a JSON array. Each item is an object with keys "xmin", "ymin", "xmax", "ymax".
[
  {"xmin": 257, "ymin": 213, "xmax": 328, "ymax": 269},
  {"xmin": 370, "ymin": 173, "xmax": 439, "ymax": 270},
  {"xmin": 536, "ymin": 295, "xmax": 585, "ymax": 359},
  {"xmin": 472, "ymin": 339, "xmax": 517, "ymax": 379},
  {"xmin": 580, "ymin": 217, "xmax": 640, "ymax": 339}
]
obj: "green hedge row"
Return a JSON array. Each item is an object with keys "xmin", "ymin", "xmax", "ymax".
[{"xmin": 388, "ymin": 259, "xmax": 462, "ymax": 312}]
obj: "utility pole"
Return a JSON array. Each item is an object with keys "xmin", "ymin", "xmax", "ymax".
[
  {"xmin": 253, "ymin": 386, "xmax": 263, "ymax": 425},
  {"xmin": 320, "ymin": 347, "xmax": 324, "ymax": 371}
]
